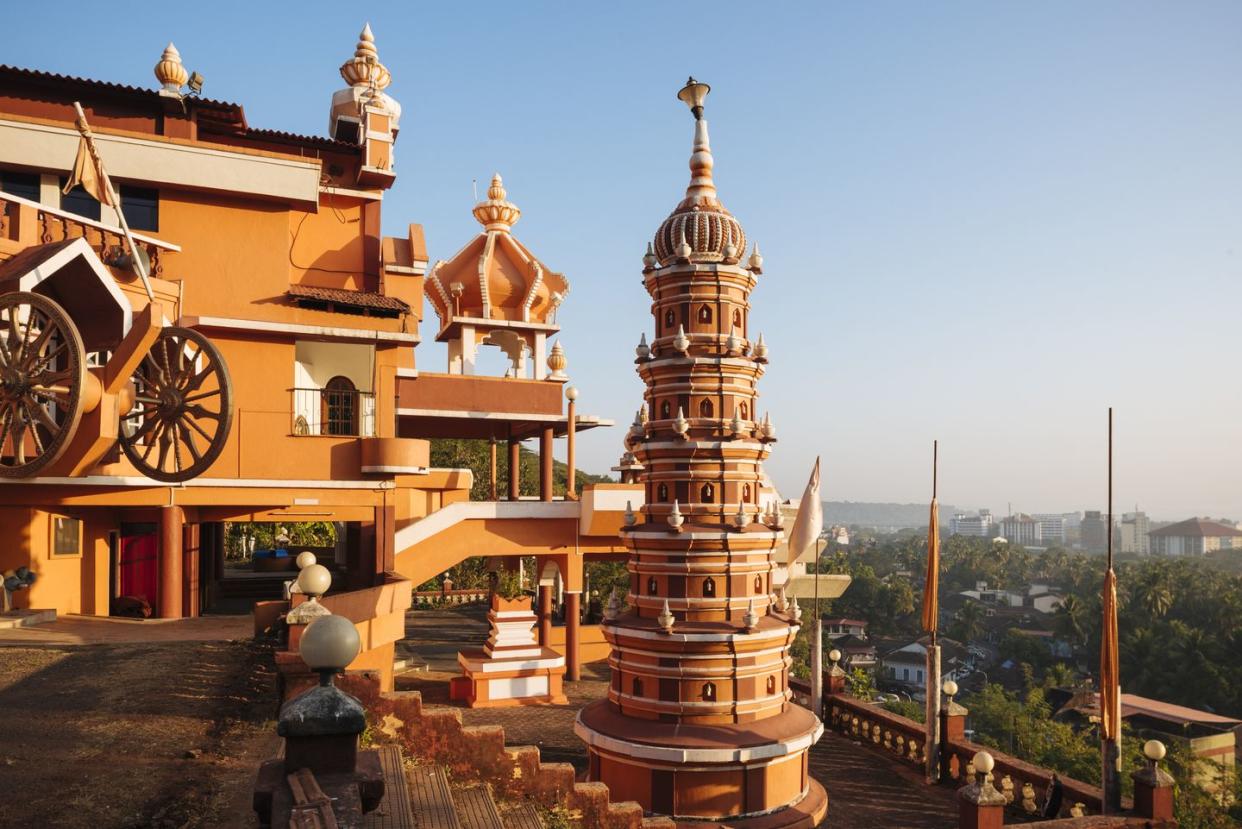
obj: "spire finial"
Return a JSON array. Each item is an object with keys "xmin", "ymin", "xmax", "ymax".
[
  {"xmin": 340, "ymin": 23, "xmax": 391, "ymax": 89},
  {"xmin": 154, "ymin": 42, "xmax": 189, "ymax": 93},
  {"xmin": 472, "ymin": 172, "xmax": 521, "ymax": 231}
]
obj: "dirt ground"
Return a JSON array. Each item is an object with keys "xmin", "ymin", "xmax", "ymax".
[{"xmin": 0, "ymin": 638, "xmax": 279, "ymax": 829}]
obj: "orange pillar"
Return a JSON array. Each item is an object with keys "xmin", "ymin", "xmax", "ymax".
[
  {"xmin": 158, "ymin": 505, "xmax": 184, "ymax": 619},
  {"xmin": 566, "ymin": 395, "xmax": 577, "ymax": 500},
  {"xmin": 564, "ymin": 591, "xmax": 581, "ymax": 681},
  {"xmin": 489, "ymin": 439, "xmax": 498, "ymax": 501},
  {"xmin": 539, "ymin": 426, "xmax": 554, "ymax": 501},
  {"xmin": 538, "ymin": 584, "xmax": 553, "ymax": 647},
  {"xmin": 508, "ymin": 438, "xmax": 521, "ymax": 500}
]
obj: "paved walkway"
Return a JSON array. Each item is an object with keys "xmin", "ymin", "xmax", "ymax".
[{"xmin": 0, "ymin": 613, "xmax": 252, "ymax": 646}]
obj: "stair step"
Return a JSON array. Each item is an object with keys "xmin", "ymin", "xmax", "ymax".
[
  {"xmin": 363, "ymin": 745, "xmax": 417, "ymax": 829},
  {"xmin": 407, "ymin": 766, "xmax": 461, "ymax": 829},
  {"xmin": 453, "ymin": 786, "xmax": 505, "ymax": 829},
  {"xmin": 500, "ymin": 802, "xmax": 544, "ymax": 829}
]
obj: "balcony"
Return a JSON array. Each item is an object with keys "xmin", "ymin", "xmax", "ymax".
[{"xmin": 291, "ymin": 387, "xmax": 376, "ymax": 437}]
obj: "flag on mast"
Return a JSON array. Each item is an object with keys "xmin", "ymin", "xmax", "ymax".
[
  {"xmin": 64, "ymin": 114, "xmax": 115, "ymax": 206},
  {"xmin": 920, "ymin": 496, "xmax": 940, "ymax": 633},
  {"xmin": 1100, "ymin": 566, "xmax": 1120, "ymax": 740},
  {"xmin": 786, "ymin": 457, "xmax": 822, "ymax": 567}
]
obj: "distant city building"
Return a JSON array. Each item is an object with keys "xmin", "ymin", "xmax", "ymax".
[
  {"xmin": 1031, "ymin": 513, "xmax": 1068, "ymax": 545},
  {"xmin": 1119, "ymin": 511, "xmax": 1151, "ymax": 555},
  {"xmin": 827, "ymin": 525, "xmax": 850, "ymax": 546},
  {"xmin": 1080, "ymin": 510, "xmax": 1109, "ymax": 553},
  {"xmin": 950, "ymin": 509, "xmax": 993, "ymax": 537},
  {"xmin": 999, "ymin": 514, "xmax": 1042, "ymax": 546},
  {"xmin": 822, "ymin": 617, "xmax": 867, "ymax": 637},
  {"xmin": 1149, "ymin": 517, "xmax": 1242, "ymax": 556}
]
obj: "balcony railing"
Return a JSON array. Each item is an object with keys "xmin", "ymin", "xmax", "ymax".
[
  {"xmin": 0, "ymin": 191, "xmax": 175, "ymax": 276},
  {"xmin": 291, "ymin": 387, "xmax": 376, "ymax": 437}
]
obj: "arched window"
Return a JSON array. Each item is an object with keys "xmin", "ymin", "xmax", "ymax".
[
  {"xmin": 323, "ymin": 376, "xmax": 358, "ymax": 436},
  {"xmin": 700, "ymin": 483, "xmax": 714, "ymax": 503},
  {"xmin": 658, "ymin": 483, "xmax": 668, "ymax": 502},
  {"xmin": 665, "ymin": 310, "xmax": 676, "ymax": 329},
  {"xmin": 743, "ymin": 483, "xmax": 752, "ymax": 501},
  {"xmin": 702, "ymin": 682, "xmax": 716, "ymax": 701},
  {"xmin": 703, "ymin": 577, "xmax": 716, "ymax": 598},
  {"xmin": 633, "ymin": 677, "xmax": 644, "ymax": 696},
  {"xmin": 733, "ymin": 309, "xmax": 742, "ymax": 328},
  {"xmin": 739, "ymin": 401, "xmax": 749, "ymax": 420},
  {"xmin": 766, "ymin": 675, "xmax": 777, "ymax": 695},
  {"xmin": 754, "ymin": 575, "xmax": 763, "ymax": 594},
  {"xmin": 647, "ymin": 576, "xmax": 658, "ymax": 595},
  {"xmin": 698, "ymin": 304, "xmax": 713, "ymax": 324},
  {"xmin": 661, "ymin": 400, "xmax": 671, "ymax": 419},
  {"xmin": 699, "ymin": 398, "xmax": 713, "ymax": 418}
]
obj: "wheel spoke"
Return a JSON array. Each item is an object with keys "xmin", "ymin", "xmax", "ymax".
[
  {"xmin": 182, "ymin": 389, "xmax": 220, "ymax": 404},
  {"xmin": 140, "ymin": 420, "xmax": 165, "ymax": 462},
  {"xmin": 186, "ymin": 404, "xmax": 221, "ymax": 421},
  {"xmin": 21, "ymin": 403, "xmax": 45, "ymax": 456},
  {"xmin": 178, "ymin": 420, "xmax": 204, "ymax": 464},
  {"xmin": 183, "ymin": 414, "xmax": 215, "ymax": 445}
]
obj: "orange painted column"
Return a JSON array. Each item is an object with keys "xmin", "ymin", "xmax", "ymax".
[
  {"xmin": 158, "ymin": 505, "xmax": 184, "ymax": 619},
  {"xmin": 565, "ymin": 397, "xmax": 577, "ymax": 500},
  {"xmin": 539, "ymin": 426, "xmax": 554, "ymax": 501},
  {"xmin": 538, "ymin": 584, "xmax": 553, "ymax": 647},
  {"xmin": 507, "ymin": 438, "xmax": 520, "ymax": 501},
  {"xmin": 564, "ymin": 591, "xmax": 581, "ymax": 681}
]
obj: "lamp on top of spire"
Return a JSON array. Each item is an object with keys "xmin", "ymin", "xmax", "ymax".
[
  {"xmin": 473, "ymin": 174, "xmax": 522, "ymax": 232},
  {"xmin": 677, "ymin": 76, "xmax": 711, "ymax": 120}
]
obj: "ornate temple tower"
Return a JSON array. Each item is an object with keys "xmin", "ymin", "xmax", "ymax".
[{"xmin": 575, "ymin": 81, "xmax": 827, "ymax": 827}]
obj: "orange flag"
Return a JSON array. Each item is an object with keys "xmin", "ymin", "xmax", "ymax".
[
  {"xmin": 63, "ymin": 130, "xmax": 114, "ymax": 206},
  {"xmin": 921, "ymin": 497, "xmax": 939, "ymax": 633},
  {"xmin": 1100, "ymin": 567, "xmax": 1120, "ymax": 741}
]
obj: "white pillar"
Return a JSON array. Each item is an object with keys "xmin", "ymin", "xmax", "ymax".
[
  {"xmin": 925, "ymin": 644, "xmax": 942, "ymax": 783},
  {"xmin": 811, "ymin": 615, "xmax": 824, "ymax": 719},
  {"xmin": 461, "ymin": 325, "xmax": 477, "ymax": 375},
  {"xmin": 533, "ymin": 332, "xmax": 548, "ymax": 380}
]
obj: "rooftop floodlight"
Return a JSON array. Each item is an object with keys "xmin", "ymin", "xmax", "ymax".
[
  {"xmin": 186, "ymin": 71, "xmax": 204, "ymax": 95},
  {"xmin": 677, "ymin": 76, "xmax": 711, "ymax": 120},
  {"xmin": 299, "ymin": 613, "xmax": 361, "ymax": 686}
]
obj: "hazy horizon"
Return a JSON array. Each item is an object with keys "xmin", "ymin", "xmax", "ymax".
[{"xmin": 8, "ymin": 1, "xmax": 1240, "ymax": 518}]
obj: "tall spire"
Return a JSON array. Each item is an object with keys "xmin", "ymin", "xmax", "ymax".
[{"xmin": 685, "ymin": 114, "xmax": 717, "ymax": 203}]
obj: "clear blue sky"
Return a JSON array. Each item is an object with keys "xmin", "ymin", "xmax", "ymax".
[{"xmin": 11, "ymin": 1, "xmax": 1241, "ymax": 519}]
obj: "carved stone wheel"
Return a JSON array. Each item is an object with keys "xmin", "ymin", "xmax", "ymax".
[
  {"xmin": 0, "ymin": 292, "xmax": 87, "ymax": 478},
  {"xmin": 120, "ymin": 326, "xmax": 233, "ymax": 482}
]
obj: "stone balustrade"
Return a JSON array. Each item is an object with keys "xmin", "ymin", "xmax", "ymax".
[
  {"xmin": 826, "ymin": 693, "xmax": 928, "ymax": 770},
  {"xmin": 412, "ymin": 587, "xmax": 489, "ymax": 607}
]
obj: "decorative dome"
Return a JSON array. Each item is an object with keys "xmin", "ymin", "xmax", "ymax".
[
  {"xmin": 154, "ymin": 43, "xmax": 189, "ymax": 93},
  {"xmin": 652, "ymin": 99, "xmax": 746, "ymax": 266},
  {"xmin": 472, "ymin": 174, "xmax": 521, "ymax": 231},
  {"xmin": 339, "ymin": 23, "xmax": 391, "ymax": 90}
]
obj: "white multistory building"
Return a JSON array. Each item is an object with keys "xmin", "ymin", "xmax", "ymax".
[
  {"xmin": 951, "ymin": 509, "xmax": 993, "ymax": 538},
  {"xmin": 1000, "ymin": 514, "xmax": 1042, "ymax": 546},
  {"xmin": 1119, "ymin": 512, "xmax": 1151, "ymax": 555},
  {"xmin": 1032, "ymin": 514, "xmax": 1068, "ymax": 545}
]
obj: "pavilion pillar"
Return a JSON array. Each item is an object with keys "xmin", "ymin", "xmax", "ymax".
[
  {"xmin": 539, "ymin": 426, "xmax": 554, "ymax": 501},
  {"xmin": 565, "ymin": 393, "xmax": 577, "ymax": 500},
  {"xmin": 507, "ymin": 438, "xmax": 521, "ymax": 501},
  {"xmin": 375, "ymin": 504, "xmax": 396, "ymax": 576},
  {"xmin": 158, "ymin": 505, "xmax": 184, "ymax": 619},
  {"xmin": 564, "ymin": 591, "xmax": 581, "ymax": 681},
  {"xmin": 489, "ymin": 439, "xmax": 498, "ymax": 501},
  {"xmin": 957, "ymin": 754, "xmax": 1005, "ymax": 829},
  {"xmin": 538, "ymin": 584, "xmax": 553, "ymax": 647}
]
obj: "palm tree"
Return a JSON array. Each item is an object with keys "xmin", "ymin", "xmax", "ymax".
[
  {"xmin": 952, "ymin": 600, "xmax": 986, "ymax": 644},
  {"xmin": 1054, "ymin": 594, "xmax": 1088, "ymax": 649}
]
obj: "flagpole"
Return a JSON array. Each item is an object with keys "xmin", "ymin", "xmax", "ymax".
[
  {"xmin": 926, "ymin": 439, "xmax": 941, "ymax": 784},
  {"xmin": 1102, "ymin": 408, "xmax": 1121, "ymax": 813},
  {"xmin": 811, "ymin": 534, "xmax": 823, "ymax": 719},
  {"xmin": 72, "ymin": 102, "xmax": 155, "ymax": 302}
]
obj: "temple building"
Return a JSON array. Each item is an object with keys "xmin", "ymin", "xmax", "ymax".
[{"xmin": 575, "ymin": 80, "xmax": 827, "ymax": 827}]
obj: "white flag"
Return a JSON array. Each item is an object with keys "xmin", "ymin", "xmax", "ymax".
[{"xmin": 786, "ymin": 457, "xmax": 822, "ymax": 567}]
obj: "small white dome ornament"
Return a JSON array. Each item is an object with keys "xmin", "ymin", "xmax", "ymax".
[
  {"xmin": 636, "ymin": 332, "xmax": 651, "ymax": 361},
  {"xmin": 753, "ymin": 333, "xmax": 769, "ymax": 362},
  {"xmin": 639, "ymin": 403, "xmax": 650, "ymax": 426},
  {"xmin": 790, "ymin": 599, "xmax": 802, "ymax": 622},
  {"xmin": 547, "ymin": 340, "xmax": 568, "ymax": 380},
  {"xmin": 761, "ymin": 412, "xmax": 776, "ymax": 441},
  {"xmin": 723, "ymin": 242, "xmax": 739, "ymax": 262},
  {"xmin": 658, "ymin": 598, "xmax": 676, "ymax": 633},
  {"xmin": 154, "ymin": 42, "xmax": 189, "ymax": 94},
  {"xmin": 730, "ymin": 410, "xmax": 745, "ymax": 439},
  {"xmin": 733, "ymin": 500, "xmax": 750, "ymax": 530},
  {"xmin": 748, "ymin": 242, "xmax": 763, "ymax": 274},
  {"xmin": 667, "ymin": 500, "xmax": 685, "ymax": 530},
  {"xmin": 676, "ymin": 227, "xmax": 693, "ymax": 261},
  {"xmin": 624, "ymin": 500, "xmax": 637, "ymax": 527},
  {"xmin": 673, "ymin": 407, "xmax": 690, "ymax": 439},
  {"xmin": 643, "ymin": 242, "xmax": 658, "ymax": 270},
  {"xmin": 726, "ymin": 325, "xmax": 742, "ymax": 356},
  {"xmin": 774, "ymin": 586, "xmax": 789, "ymax": 613},
  {"xmin": 771, "ymin": 504, "xmax": 786, "ymax": 529},
  {"xmin": 743, "ymin": 599, "xmax": 760, "ymax": 631},
  {"xmin": 629, "ymin": 410, "xmax": 645, "ymax": 441},
  {"xmin": 673, "ymin": 325, "xmax": 690, "ymax": 354}
]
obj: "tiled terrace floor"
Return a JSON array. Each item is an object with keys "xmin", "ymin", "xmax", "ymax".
[{"xmin": 400, "ymin": 606, "xmax": 959, "ymax": 827}]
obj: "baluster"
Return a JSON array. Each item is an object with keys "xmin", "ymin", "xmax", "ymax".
[
  {"xmin": 1000, "ymin": 775, "xmax": 1014, "ymax": 804},
  {"xmin": 1021, "ymin": 782, "xmax": 1038, "ymax": 813},
  {"xmin": 871, "ymin": 724, "xmax": 881, "ymax": 745},
  {"xmin": 883, "ymin": 729, "xmax": 892, "ymax": 750},
  {"xmin": 40, "ymin": 212, "xmax": 52, "ymax": 243},
  {"xmin": 1069, "ymin": 803, "xmax": 1086, "ymax": 817}
]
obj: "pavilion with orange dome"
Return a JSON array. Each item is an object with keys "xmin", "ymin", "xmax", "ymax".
[{"xmin": 575, "ymin": 80, "xmax": 827, "ymax": 827}]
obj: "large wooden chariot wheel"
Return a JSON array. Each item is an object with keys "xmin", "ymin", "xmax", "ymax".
[
  {"xmin": 0, "ymin": 292, "xmax": 88, "ymax": 478},
  {"xmin": 120, "ymin": 326, "xmax": 234, "ymax": 483}
]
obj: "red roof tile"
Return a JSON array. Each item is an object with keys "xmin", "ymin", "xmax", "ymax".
[
  {"xmin": 1148, "ymin": 517, "xmax": 1242, "ymax": 538},
  {"xmin": 287, "ymin": 284, "xmax": 409, "ymax": 314}
]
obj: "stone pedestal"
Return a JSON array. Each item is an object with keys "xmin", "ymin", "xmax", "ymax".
[
  {"xmin": 957, "ymin": 777, "xmax": 1006, "ymax": 829},
  {"xmin": 456, "ymin": 594, "xmax": 566, "ymax": 707},
  {"xmin": 1132, "ymin": 763, "xmax": 1175, "ymax": 822}
]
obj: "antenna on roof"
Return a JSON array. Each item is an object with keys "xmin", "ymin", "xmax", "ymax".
[{"xmin": 472, "ymin": 178, "xmax": 478, "ymax": 202}]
